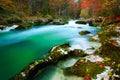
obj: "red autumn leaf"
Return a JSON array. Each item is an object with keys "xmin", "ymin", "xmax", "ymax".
[
  {"xmin": 84, "ymin": 77, "xmax": 91, "ymax": 80},
  {"xmin": 100, "ymin": 63, "xmax": 104, "ymax": 67}
]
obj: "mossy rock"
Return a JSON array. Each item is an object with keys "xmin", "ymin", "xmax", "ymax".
[
  {"xmin": 97, "ymin": 42, "xmax": 120, "ymax": 63},
  {"xmin": 49, "ymin": 43, "xmax": 70, "ymax": 62},
  {"xmin": 98, "ymin": 25, "xmax": 119, "ymax": 44},
  {"xmin": 16, "ymin": 21, "xmax": 33, "ymax": 30},
  {"xmin": 69, "ymin": 49, "xmax": 86, "ymax": 57},
  {"xmin": 50, "ymin": 21, "xmax": 66, "ymax": 25},
  {"xmin": 88, "ymin": 21, "xmax": 94, "ymax": 26},
  {"xmin": 52, "ymin": 19, "xmax": 68, "ymax": 25},
  {"xmin": 95, "ymin": 42, "xmax": 120, "ymax": 79},
  {"xmin": 79, "ymin": 30, "xmax": 91, "ymax": 35},
  {"xmin": 76, "ymin": 20, "xmax": 87, "ymax": 24},
  {"xmin": 34, "ymin": 19, "xmax": 43, "ymax": 26},
  {"xmin": 71, "ymin": 60, "xmax": 105, "ymax": 78},
  {"xmin": 90, "ymin": 22, "xmax": 100, "ymax": 27}
]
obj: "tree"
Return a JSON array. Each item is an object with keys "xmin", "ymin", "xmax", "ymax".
[
  {"xmin": 80, "ymin": 0, "xmax": 120, "ymax": 20},
  {"xmin": 101, "ymin": 0, "xmax": 120, "ymax": 20},
  {"xmin": 68, "ymin": 0, "xmax": 80, "ymax": 18},
  {"xmin": 80, "ymin": 0, "xmax": 101, "ymax": 18},
  {"xmin": 0, "ymin": 0, "xmax": 81, "ymax": 19}
]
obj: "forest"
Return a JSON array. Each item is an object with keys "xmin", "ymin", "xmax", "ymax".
[
  {"xmin": 0, "ymin": 0, "xmax": 80, "ymax": 23},
  {"xmin": 0, "ymin": 0, "xmax": 120, "ymax": 25}
]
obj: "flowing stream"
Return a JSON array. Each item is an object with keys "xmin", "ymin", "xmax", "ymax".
[{"xmin": 0, "ymin": 20, "xmax": 100, "ymax": 80}]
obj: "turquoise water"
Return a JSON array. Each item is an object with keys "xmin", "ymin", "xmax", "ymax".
[{"xmin": 0, "ymin": 20, "xmax": 99, "ymax": 80}]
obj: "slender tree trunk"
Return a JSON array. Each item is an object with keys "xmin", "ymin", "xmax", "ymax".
[{"xmin": 58, "ymin": 7, "xmax": 61, "ymax": 16}]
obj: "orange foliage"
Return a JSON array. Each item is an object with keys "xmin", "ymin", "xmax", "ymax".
[
  {"xmin": 80, "ymin": 0, "xmax": 101, "ymax": 14},
  {"xmin": 0, "ymin": 0, "xmax": 15, "ymax": 11},
  {"xmin": 80, "ymin": 0, "xmax": 120, "ymax": 19},
  {"xmin": 116, "ymin": 16, "xmax": 120, "ymax": 20}
]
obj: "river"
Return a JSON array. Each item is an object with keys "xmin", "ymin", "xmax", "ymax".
[{"xmin": 0, "ymin": 20, "xmax": 100, "ymax": 80}]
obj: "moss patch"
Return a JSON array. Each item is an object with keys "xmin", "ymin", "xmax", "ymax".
[{"xmin": 71, "ymin": 59, "xmax": 105, "ymax": 79}]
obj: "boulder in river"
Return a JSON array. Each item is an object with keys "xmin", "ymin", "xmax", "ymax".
[
  {"xmin": 0, "ymin": 25, "xmax": 4, "ymax": 30},
  {"xmin": 79, "ymin": 30, "xmax": 91, "ymax": 35},
  {"xmin": 76, "ymin": 20, "xmax": 87, "ymax": 24}
]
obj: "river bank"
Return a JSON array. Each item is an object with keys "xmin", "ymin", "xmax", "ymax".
[
  {"xmin": 72, "ymin": 18, "xmax": 120, "ymax": 80},
  {"xmin": 0, "ymin": 16, "xmax": 68, "ymax": 31}
]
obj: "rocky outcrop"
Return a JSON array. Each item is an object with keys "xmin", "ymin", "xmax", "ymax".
[
  {"xmin": 34, "ymin": 18, "xmax": 53, "ymax": 26},
  {"xmin": 49, "ymin": 19, "xmax": 68, "ymax": 25},
  {"xmin": 10, "ymin": 43, "xmax": 86, "ymax": 80},
  {"xmin": 76, "ymin": 17, "xmax": 104, "ymax": 27},
  {"xmin": 0, "ymin": 15, "xmax": 68, "ymax": 30},
  {"xmin": 15, "ymin": 18, "xmax": 68, "ymax": 30},
  {"xmin": 15, "ymin": 18, "xmax": 53, "ymax": 30}
]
